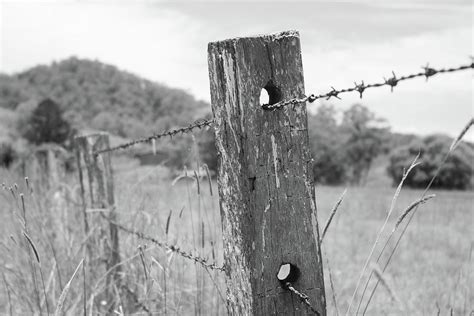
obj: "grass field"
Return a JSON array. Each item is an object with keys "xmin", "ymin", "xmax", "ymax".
[{"xmin": 0, "ymin": 159, "xmax": 472, "ymax": 315}]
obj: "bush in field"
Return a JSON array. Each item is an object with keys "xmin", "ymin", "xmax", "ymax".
[
  {"xmin": 387, "ymin": 134, "xmax": 473, "ymax": 190},
  {"xmin": 21, "ymin": 98, "xmax": 73, "ymax": 146},
  {"xmin": 308, "ymin": 104, "xmax": 347, "ymax": 185},
  {"xmin": 0, "ymin": 142, "xmax": 17, "ymax": 168},
  {"xmin": 308, "ymin": 103, "xmax": 389, "ymax": 185},
  {"xmin": 340, "ymin": 104, "xmax": 390, "ymax": 185},
  {"xmin": 198, "ymin": 129, "xmax": 218, "ymax": 173}
]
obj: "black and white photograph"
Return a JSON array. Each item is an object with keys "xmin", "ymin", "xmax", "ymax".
[{"xmin": 0, "ymin": 0, "xmax": 472, "ymax": 315}]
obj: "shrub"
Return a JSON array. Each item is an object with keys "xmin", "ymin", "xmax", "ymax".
[
  {"xmin": 21, "ymin": 98, "xmax": 72, "ymax": 146},
  {"xmin": 387, "ymin": 134, "xmax": 473, "ymax": 190},
  {"xmin": 0, "ymin": 142, "xmax": 17, "ymax": 168}
]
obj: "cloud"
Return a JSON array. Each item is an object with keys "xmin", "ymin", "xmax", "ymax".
[
  {"xmin": 302, "ymin": 26, "xmax": 472, "ymax": 138},
  {"xmin": 1, "ymin": 1, "xmax": 471, "ymax": 140}
]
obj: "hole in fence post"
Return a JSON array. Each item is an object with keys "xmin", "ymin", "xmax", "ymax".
[
  {"xmin": 277, "ymin": 262, "xmax": 300, "ymax": 285},
  {"xmin": 260, "ymin": 80, "xmax": 282, "ymax": 107}
]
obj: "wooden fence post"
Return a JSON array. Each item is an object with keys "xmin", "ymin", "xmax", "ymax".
[
  {"xmin": 208, "ymin": 30, "xmax": 326, "ymax": 315},
  {"xmin": 75, "ymin": 133, "xmax": 121, "ymax": 310},
  {"xmin": 21, "ymin": 144, "xmax": 67, "ymax": 193}
]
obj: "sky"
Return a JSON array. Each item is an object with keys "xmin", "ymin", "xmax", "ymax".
[{"xmin": 0, "ymin": 0, "xmax": 472, "ymax": 140}]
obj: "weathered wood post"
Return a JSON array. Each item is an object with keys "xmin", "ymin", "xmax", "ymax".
[
  {"xmin": 208, "ymin": 31, "xmax": 326, "ymax": 315},
  {"xmin": 75, "ymin": 133, "xmax": 121, "ymax": 310},
  {"xmin": 21, "ymin": 144, "xmax": 67, "ymax": 193}
]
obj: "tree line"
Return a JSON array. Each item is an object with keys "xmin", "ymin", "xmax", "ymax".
[{"xmin": 0, "ymin": 58, "xmax": 472, "ymax": 190}]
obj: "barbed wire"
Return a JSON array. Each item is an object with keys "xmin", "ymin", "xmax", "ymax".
[
  {"xmin": 110, "ymin": 219, "xmax": 225, "ymax": 272},
  {"xmin": 263, "ymin": 61, "xmax": 474, "ymax": 110},
  {"xmin": 285, "ymin": 282, "xmax": 320, "ymax": 315},
  {"xmin": 93, "ymin": 119, "xmax": 214, "ymax": 156},
  {"xmin": 93, "ymin": 60, "xmax": 473, "ymax": 155}
]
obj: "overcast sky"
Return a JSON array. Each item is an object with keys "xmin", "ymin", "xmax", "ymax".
[{"xmin": 0, "ymin": 0, "xmax": 472, "ymax": 140}]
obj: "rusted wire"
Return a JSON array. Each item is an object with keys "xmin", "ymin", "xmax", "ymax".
[
  {"xmin": 110, "ymin": 219, "xmax": 225, "ymax": 272},
  {"xmin": 263, "ymin": 61, "xmax": 474, "ymax": 110},
  {"xmin": 285, "ymin": 282, "xmax": 321, "ymax": 315},
  {"xmin": 93, "ymin": 119, "xmax": 214, "ymax": 156}
]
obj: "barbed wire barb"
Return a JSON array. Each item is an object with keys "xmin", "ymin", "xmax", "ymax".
[
  {"xmin": 285, "ymin": 282, "xmax": 321, "ymax": 315},
  {"xmin": 354, "ymin": 81, "xmax": 366, "ymax": 98},
  {"xmin": 422, "ymin": 63, "xmax": 437, "ymax": 81},
  {"xmin": 110, "ymin": 219, "xmax": 225, "ymax": 272},
  {"xmin": 93, "ymin": 118, "xmax": 214, "ymax": 156},
  {"xmin": 263, "ymin": 60, "xmax": 473, "ymax": 110},
  {"xmin": 91, "ymin": 60, "xmax": 472, "ymax": 153},
  {"xmin": 384, "ymin": 71, "xmax": 398, "ymax": 92},
  {"xmin": 326, "ymin": 87, "xmax": 341, "ymax": 100}
]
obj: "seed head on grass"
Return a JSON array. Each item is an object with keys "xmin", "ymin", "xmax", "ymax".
[
  {"xmin": 23, "ymin": 231, "xmax": 50, "ymax": 315},
  {"xmin": 393, "ymin": 194, "xmax": 436, "ymax": 231},
  {"xmin": 450, "ymin": 117, "xmax": 473, "ymax": 151},
  {"xmin": 23, "ymin": 231, "xmax": 40, "ymax": 263},
  {"xmin": 356, "ymin": 193, "xmax": 436, "ymax": 314},
  {"xmin": 346, "ymin": 154, "xmax": 419, "ymax": 315},
  {"xmin": 54, "ymin": 258, "xmax": 84, "ymax": 316},
  {"xmin": 320, "ymin": 188, "xmax": 347, "ymax": 243},
  {"xmin": 361, "ymin": 117, "xmax": 474, "ymax": 314}
]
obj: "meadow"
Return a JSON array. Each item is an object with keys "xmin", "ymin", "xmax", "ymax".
[{"xmin": 0, "ymin": 156, "xmax": 472, "ymax": 315}]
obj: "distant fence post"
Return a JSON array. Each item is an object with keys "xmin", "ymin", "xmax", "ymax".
[
  {"xmin": 74, "ymin": 133, "xmax": 121, "ymax": 310},
  {"xmin": 21, "ymin": 144, "xmax": 67, "ymax": 193},
  {"xmin": 208, "ymin": 31, "xmax": 326, "ymax": 315}
]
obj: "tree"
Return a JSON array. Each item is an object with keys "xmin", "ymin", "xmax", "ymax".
[
  {"xmin": 0, "ymin": 142, "xmax": 16, "ymax": 168},
  {"xmin": 21, "ymin": 98, "xmax": 72, "ymax": 145},
  {"xmin": 308, "ymin": 104, "xmax": 347, "ymax": 185},
  {"xmin": 341, "ymin": 104, "xmax": 390, "ymax": 185},
  {"xmin": 387, "ymin": 134, "xmax": 473, "ymax": 190},
  {"xmin": 0, "ymin": 75, "xmax": 30, "ymax": 109}
]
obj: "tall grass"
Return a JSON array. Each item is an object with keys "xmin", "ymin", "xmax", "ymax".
[{"xmin": 0, "ymin": 120, "xmax": 472, "ymax": 314}]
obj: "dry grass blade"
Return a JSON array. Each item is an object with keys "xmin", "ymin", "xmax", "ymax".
[
  {"xmin": 194, "ymin": 170, "xmax": 201, "ymax": 195},
  {"xmin": 356, "ymin": 194, "xmax": 436, "ymax": 314},
  {"xmin": 202, "ymin": 164, "xmax": 213, "ymax": 196},
  {"xmin": 362, "ymin": 117, "xmax": 473, "ymax": 315},
  {"xmin": 54, "ymin": 258, "xmax": 84, "ymax": 316},
  {"xmin": 138, "ymin": 245, "xmax": 148, "ymax": 281},
  {"xmin": 450, "ymin": 117, "xmax": 473, "ymax": 151},
  {"xmin": 165, "ymin": 210, "xmax": 172, "ymax": 236},
  {"xmin": 393, "ymin": 194, "xmax": 436, "ymax": 230},
  {"xmin": 320, "ymin": 188, "xmax": 346, "ymax": 243},
  {"xmin": 346, "ymin": 154, "xmax": 419, "ymax": 315},
  {"xmin": 22, "ymin": 231, "xmax": 40, "ymax": 263},
  {"xmin": 2, "ymin": 273, "xmax": 13, "ymax": 316},
  {"xmin": 371, "ymin": 263, "xmax": 404, "ymax": 310},
  {"xmin": 325, "ymin": 256, "xmax": 340, "ymax": 316},
  {"xmin": 20, "ymin": 194, "xmax": 27, "ymax": 228},
  {"xmin": 23, "ymin": 231, "xmax": 51, "ymax": 315},
  {"xmin": 111, "ymin": 219, "xmax": 225, "ymax": 271}
]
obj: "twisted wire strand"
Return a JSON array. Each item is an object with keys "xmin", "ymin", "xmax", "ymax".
[
  {"xmin": 93, "ymin": 118, "xmax": 214, "ymax": 155},
  {"xmin": 285, "ymin": 282, "xmax": 321, "ymax": 316},
  {"xmin": 263, "ymin": 62, "xmax": 474, "ymax": 110},
  {"xmin": 94, "ymin": 61, "xmax": 473, "ymax": 154},
  {"xmin": 110, "ymin": 219, "xmax": 225, "ymax": 272}
]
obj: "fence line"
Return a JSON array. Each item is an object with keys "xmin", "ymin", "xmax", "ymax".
[
  {"xmin": 285, "ymin": 282, "xmax": 320, "ymax": 316},
  {"xmin": 70, "ymin": 30, "xmax": 474, "ymax": 315},
  {"xmin": 93, "ymin": 61, "xmax": 473, "ymax": 156},
  {"xmin": 110, "ymin": 218, "xmax": 225, "ymax": 272},
  {"xmin": 263, "ymin": 62, "xmax": 474, "ymax": 110},
  {"xmin": 208, "ymin": 30, "xmax": 327, "ymax": 315},
  {"xmin": 93, "ymin": 118, "xmax": 213, "ymax": 156}
]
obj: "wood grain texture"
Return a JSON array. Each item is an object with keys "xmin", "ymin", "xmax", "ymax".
[
  {"xmin": 208, "ymin": 30, "xmax": 326, "ymax": 315},
  {"xmin": 75, "ymin": 133, "xmax": 121, "ymax": 311}
]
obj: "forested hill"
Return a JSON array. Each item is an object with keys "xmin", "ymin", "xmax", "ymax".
[{"xmin": 0, "ymin": 57, "xmax": 211, "ymax": 138}]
